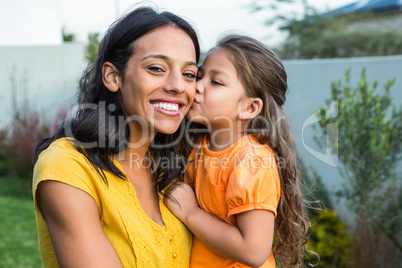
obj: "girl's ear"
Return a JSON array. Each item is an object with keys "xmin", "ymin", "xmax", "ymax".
[
  {"xmin": 102, "ymin": 62, "xmax": 122, "ymax": 92},
  {"xmin": 239, "ymin": 97, "xmax": 263, "ymax": 120}
]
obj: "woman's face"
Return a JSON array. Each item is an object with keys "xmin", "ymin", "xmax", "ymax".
[{"xmin": 117, "ymin": 26, "xmax": 198, "ymax": 135}]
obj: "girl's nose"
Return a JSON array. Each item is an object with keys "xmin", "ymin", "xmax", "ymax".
[{"xmin": 195, "ymin": 80, "xmax": 204, "ymax": 95}]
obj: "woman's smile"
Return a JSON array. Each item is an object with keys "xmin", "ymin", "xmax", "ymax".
[{"xmin": 150, "ymin": 98, "xmax": 186, "ymax": 116}]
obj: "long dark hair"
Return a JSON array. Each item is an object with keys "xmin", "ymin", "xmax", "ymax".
[{"xmin": 34, "ymin": 7, "xmax": 200, "ymax": 194}]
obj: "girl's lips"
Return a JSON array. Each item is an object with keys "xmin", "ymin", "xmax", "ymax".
[{"xmin": 193, "ymin": 97, "xmax": 200, "ymax": 105}]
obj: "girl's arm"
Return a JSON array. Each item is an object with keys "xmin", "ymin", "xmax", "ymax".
[
  {"xmin": 36, "ymin": 181, "xmax": 123, "ymax": 268},
  {"xmin": 165, "ymin": 182, "xmax": 274, "ymax": 267}
]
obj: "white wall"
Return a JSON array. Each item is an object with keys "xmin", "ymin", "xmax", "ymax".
[
  {"xmin": 0, "ymin": 44, "xmax": 85, "ymax": 126},
  {"xmin": 0, "ymin": 0, "xmax": 62, "ymax": 45}
]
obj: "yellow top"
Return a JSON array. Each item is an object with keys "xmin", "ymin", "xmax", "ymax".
[
  {"xmin": 186, "ymin": 134, "xmax": 280, "ymax": 268},
  {"xmin": 32, "ymin": 138, "xmax": 192, "ymax": 268}
]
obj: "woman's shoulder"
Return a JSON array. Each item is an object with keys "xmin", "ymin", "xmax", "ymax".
[
  {"xmin": 32, "ymin": 138, "xmax": 103, "ymax": 219},
  {"xmin": 34, "ymin": 137, "xmax": 94, "ymax": 176},
  {"xmin": 33, "ymin": 138, "xmax": 103, "ymax": 198},
  {"xmin": 37, "ymin": 137, "xmax": 83, "ymax": 160}
]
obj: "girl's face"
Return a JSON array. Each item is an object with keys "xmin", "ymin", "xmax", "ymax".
[
  {"xmin": 113, "ymin": 26, "xmax": 198, "ymax": 135},
  {"xmin": 187, "ymin": 48, "xmax": 247, "ymax": 130}
]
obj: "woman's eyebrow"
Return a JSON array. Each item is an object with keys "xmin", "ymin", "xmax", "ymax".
[
  {"xmin": 186, "ymin": 61, "xmax": 198, "ymax": 68},
  {"xmin": 141, "ymin": 54, "xmax": 197, "ymax": 67},
  {"xmin": 141, "ymin": 54, "xmax": 169, "ymax": 62}
]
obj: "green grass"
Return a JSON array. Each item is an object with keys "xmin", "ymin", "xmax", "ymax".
[
  {"xmin": 0, "ymin": 175, "xmax": 33, "ymax": 199},
  {"xmin": 0, "ymin": 177, "xmax": 42, "ymax": 268}
]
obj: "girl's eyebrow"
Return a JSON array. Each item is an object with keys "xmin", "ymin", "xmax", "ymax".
[
  {"xmin": 141, "ymin": 54, "xmax": 197, "ymax": 67},
  {"xmin": 208, "ymin": 68, "xmax": 230, "ymax": 78}
]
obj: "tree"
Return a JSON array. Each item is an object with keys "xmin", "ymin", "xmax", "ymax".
[
  {"xmin": 278, "ymin": 12, "xmax": 402, "ymax": 59},
  {"xmin": 249, "ymin": 1, "xmax": 402, "ymax": 59},
  {"xmin": 62, "ymin": 26, "xmax": 75, "ymax": 42},
  {"xmin": 314, "ymin": 67, "xmax": 402, "ymax": 251},
  {"xmin": 248, "ymin": 0, "xmax": 306, "ymax": 18},
  {"xmin": 85, "ymin": 32, "xmax": 100, "ymax": 62}
]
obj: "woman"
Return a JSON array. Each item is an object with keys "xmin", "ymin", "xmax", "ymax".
[{"xmin": 33, "ymin": 7, "xmax": 200, "ymax": 267}]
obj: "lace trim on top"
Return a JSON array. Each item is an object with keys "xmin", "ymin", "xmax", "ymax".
[{"xmin": 109, "ymin": 162, "xmax": 189, "ymax": 267}]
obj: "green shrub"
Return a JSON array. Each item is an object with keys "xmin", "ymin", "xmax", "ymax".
[
  {"xmin": 314, "ymin": 67, "xmax": 402, "ymax": 251},
  {"xmin": 0, "ymin": 176, "xmax": 33, "ymax": 199},
  {"xmin": 0, "ymin": 129, "xmax": 12, "ymax": 176},
  {"xmin": 305, "ymin": 209, "xmax": 356, "ymax": 267}
]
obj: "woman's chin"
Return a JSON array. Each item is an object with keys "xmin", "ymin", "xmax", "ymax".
[
  {"xmin": 185, "ymin": 111, "xmax": 200, "ymax": 123},
  {"xmin": 154, "ymin": 122, "xmax": 182, "ymax": 135},
  {"xmin": 185, "ymin": 113, "xmax": 208, "ymax": 126}
]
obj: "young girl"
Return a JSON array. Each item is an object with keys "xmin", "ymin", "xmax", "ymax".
[{"xmin": 165, "ymin": 35, "xmax": 311, "ymax": 267}]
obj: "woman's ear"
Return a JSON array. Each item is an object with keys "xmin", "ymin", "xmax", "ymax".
[
  {"xmin": 239, "ymin": 97, "xmax": 263, "ymax": 120},
  {"xmin": 102, "ymin": 62, "xmax": 122, "ymax": 93}
]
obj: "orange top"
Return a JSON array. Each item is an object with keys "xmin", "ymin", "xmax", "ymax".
[{"xmin": 186, "ymin": 134, "xmax": 281, "ymax": 268}]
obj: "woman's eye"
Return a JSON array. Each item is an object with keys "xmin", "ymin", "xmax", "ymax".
[
  {"xmin": 184, "ymin": 73, "xmax": 196, "ymax": 79},
  {"xmin": 196, "ymin": 75, "xmax": 202, "ymax": 81},
  {"xmin": 148, "ymin": 66, "xmax": 164, "ymax": 73}
]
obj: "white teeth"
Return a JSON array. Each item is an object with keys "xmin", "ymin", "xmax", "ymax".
[{"xmin": 152, "ymin": 102, "xmax": 179, "ymax": 111}]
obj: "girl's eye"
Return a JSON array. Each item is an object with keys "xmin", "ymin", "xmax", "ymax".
[
  {"xmin": 196, "ymin": 75, "xmax": 202, "ymax": 81},
  {"xmin": 148, "ymin": 66, "xmax": 164, "ymax": 73},
  {"xmin": 211, "ymin": 80, "xmax": 223, "ymax": 86}
]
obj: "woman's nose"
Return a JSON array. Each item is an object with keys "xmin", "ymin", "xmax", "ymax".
[{"xmin": 164, "ymin": 72, "xmax": 186, "ymax": 94}]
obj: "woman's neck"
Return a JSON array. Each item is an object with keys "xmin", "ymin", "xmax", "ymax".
[{"xmin": 115, "ymin": 123, "xmax": 155, "ymax": 165}]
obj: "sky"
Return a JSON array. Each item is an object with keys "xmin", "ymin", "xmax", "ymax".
[{"xmin": 0, "ymin": 0, "xmax": 357, "ymax": 50}]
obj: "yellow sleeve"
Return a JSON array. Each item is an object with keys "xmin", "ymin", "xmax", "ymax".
[
  {"xmin": 32, "ymin": 138, "xmax": 100, "ymax": 217},
  {"xmin": 225, "ymin": 154, "xmax": 280, "ymax": 222}
]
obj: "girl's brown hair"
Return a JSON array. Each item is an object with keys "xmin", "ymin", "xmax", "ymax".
[{"xmin": 217, "ymin": 34, "xmax": 312, "ymax": 266}]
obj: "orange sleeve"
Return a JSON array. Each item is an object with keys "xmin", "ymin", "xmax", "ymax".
[{"xmin": 225, "ymin": 154, "xmax": 280, "ymax": 222}]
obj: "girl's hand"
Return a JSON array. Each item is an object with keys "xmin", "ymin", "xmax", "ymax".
[
  {"xmin": 164, "ymin": 182, "xmax": 199, "ymax": 223},
  {"xmin": 165, "ymin": 181, "xmax": 274, "ymax": 267}
]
